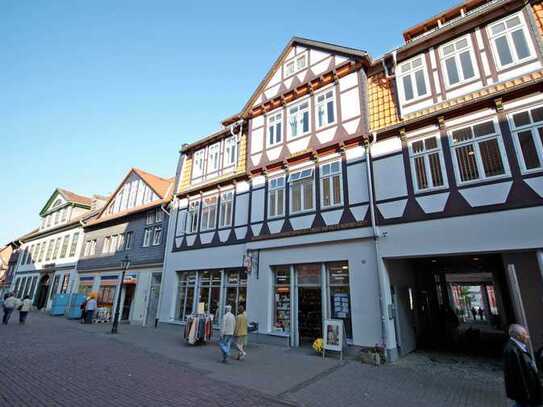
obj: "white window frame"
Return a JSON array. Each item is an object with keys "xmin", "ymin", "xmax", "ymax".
[
  {"xmin": 319, "ymin": 160, "xmax": 343, "ymax": 208},
  {"xmin": 110, "ymin": 235, "xmax": 118, "ymax": 253},
  {"xmin": 152, "ymin": 226, "xmax": 162, "ymax": 246},
  {"xmin": 288, "ymin": 168, "xmax": 315, "ymax": 214},
  {"xmin": 267, "ymin": 110, "xmax": 283, "ymax": 147},
  {"xmin": 439, "ymin": 35, "xmax": 479, "ymax": 89},
  {"xmin": 192, "ymin": 149, "xmax": 205, "ymax": 178},
  {"xmin": 103, "ymin": 237, "xmax": 111, "ymax": 254},
  {"xmin": 287, "ymin": 99, "xmax": 311, "ymax": 140},
  {"xmin": 508, "ymin": 104, "xmax": 543, "ymax": 174},
  {"xmin": 186, "ymin": 200, "xmax": 200, "ymax": 233},
  {"xmin": 223, "ymin": 136, "xmax": 238, "ymax": 167},
  {"xmin": 268, "ymin": 176, "xmax": 285, "ymax": 218},
  {"xmin": 207, "ymin": 143, "xmax": 220, "ymax": 174},
  {"xmin": 155, "ymin": 207, "xmax": 164, "ymax": 223},
  {"xmin": 125, "ymin": 232, "xmax": 133, "ymax": 250},
  {"xmin": 219, "ymin": 190, "xmax": 234, "ymax": 228},
  {"xmin": 283, "ymin": 52, "xmax": 308, "ymax": 78},
  {"xmin": 146, "ymin": 210, "xmax": 155, "ymax": 225},
  {"xmin": 143, "ymin": 228, "xmax": 152, "ymax": 247},
  {"xmin": 448, "ymin": 118, "xmax": 511, "ymax": 185},
  {"xmin": 315, "ymin": 87, "xmax": 337, "ymax": 129},
  {"xmin": 487, "ymin": 12, "xmax": 535, "ymax": 71},
  {"xmin": 408, "ymin": 134, "xmax": 449, "ymax": 193},
  {"xmin": 200, "ymin": 195, "xmax": 218, "ymax": 231},
  {"xmin": 397, "ymin": 54, "xmax": 430, "ymax": 104}
]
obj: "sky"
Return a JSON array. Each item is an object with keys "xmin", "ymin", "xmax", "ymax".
[{"xmin": 0, "ymin": 0, "xmax": 459, "ymax": 244}]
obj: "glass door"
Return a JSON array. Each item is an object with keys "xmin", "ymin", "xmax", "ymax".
[{"xmin": 296, "ymin": 264, "xmax": 323, "ymax": 346}]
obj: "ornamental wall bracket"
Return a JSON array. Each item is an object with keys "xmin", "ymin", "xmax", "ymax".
[
  {"xmin": 399, "ymin": 128, "xmax": 407, "ymax": 142},
  {"xmin": 494, "ymin": 97, "xmax": 504, "ymax": 112},
  {"xmin": 438, "ymin": 116, "xmax": 446, "ymax": 130}
]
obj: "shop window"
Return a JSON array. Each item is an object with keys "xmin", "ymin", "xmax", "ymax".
[
  {"xmin": 327, "ymin": 262, "xmax": 352, "ymax": 339},
  {"xmin": 60, "ymin": 275, "xmax": 70, "ymax": 294},
  {"xmin": 97, "ymin": 285, "xmax": 116, "ymax": 315},
  {"xmin": 219, "ymin": 191, "xmax": 233, "ymax": 228},
  {"xmin": 449, "ymin": 119, "xmax": 509, "ymax": 184},
  {"xmin": 289, "ymin": 168, "xmax": 314, "ymax": 214},
  {"xmin": 197, "ymin": 271, "xmax": 222, "ymax": 321},
  {"xmin": 49, "ymin": 275, "xmax": 60, "ymax": 301},
  {"xmin": 510, "ymin": 105, "xmax": 543, "ymax": 173},
  {"xmin": 176, "ymin": 272, "xmax": 197, "ymax": 322},
  {"xmin": 320, "ymin": 161, "xmax": 343, "ymax": 208},
  {"xmin": 408, "ymin": 135, "xmax": 447, "ymax": 192},
  {"xmin": 268, "ymin": 176, "xmax": 285, "ymax": 218},
  {"xmin": 273, "ymin": 266, "xmax": 291, "ymax": 333},
  {"xmin": 224, "ymin": 270, "xmax": 247, "ymax": 316}
]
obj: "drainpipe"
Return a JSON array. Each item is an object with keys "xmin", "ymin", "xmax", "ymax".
[{"xmin": 365, "ymin": 132, "xmax": 392, "ymax": 361}]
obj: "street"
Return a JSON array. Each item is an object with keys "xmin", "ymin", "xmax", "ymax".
[{"xmin": 0, "ymin": 312, "xmax": 508, "ymax": 406}]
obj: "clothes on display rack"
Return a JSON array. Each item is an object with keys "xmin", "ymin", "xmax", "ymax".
[{"xmin": 184, "ymin": 314, "xmax": 213, "ymax": 345}]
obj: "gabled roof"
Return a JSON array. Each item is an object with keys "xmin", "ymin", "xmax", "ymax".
[
  {"xmin": 95, "ymin": 168, "xmax": 174, "ymax": 220},
  {"xmin": 39, "ymin": 188, "xmax": 93, "ymax": 216},
  {"xmin": 235, "ymin": 36, "xmax": 370, "ymax": 121}
]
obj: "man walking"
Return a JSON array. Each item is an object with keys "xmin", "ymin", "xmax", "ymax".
[
  {"xmin": 3, "ymin": 292, "xmax": 19, "ymax": 325},
  {"xmin": 85, "ymin": 294, "xmax": 97, "ymax": 324},
  {"xmin": 18, "ymin": 295, "xmax": 33, "ymax": 325},
  {"xmin": 504, "ymin": 324, "xmax": 542, "ymax": 407},
  {"xmin": 219, "ymin": 305, "xmax": 235, "ymax": 363},
  {"xmin": 234, "ymin": 305, "xmax": 248, "ymax": 360}
]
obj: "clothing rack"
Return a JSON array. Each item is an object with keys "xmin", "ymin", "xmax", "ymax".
[{"xmin": 184, "ymin": 313, "xmax": 213, "ymax": 345}]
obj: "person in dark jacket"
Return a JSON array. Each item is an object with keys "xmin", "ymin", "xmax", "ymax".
[{"xmin": 504, "ymin": 324, "xmax": 542, "ymax": 407}]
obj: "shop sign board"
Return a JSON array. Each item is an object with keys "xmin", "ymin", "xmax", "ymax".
[{"xmin": 323, "ymin": 319, "xmax": 345, "ymax": 360}]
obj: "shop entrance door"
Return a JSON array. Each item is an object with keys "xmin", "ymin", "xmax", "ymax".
[
  {"xmin": 298, "ymin": 287, "xmax": 322, "ymax": 345},
  {"xmin": 35, "ymin": 275, "xmax": 50, "ymax": 310},
  {"xmin": 145, "ymin": 273, "xmax": 162, "ymax": 327},
  {"xmin": 121, "ymin": 285, "xmax": 135, "ymax": 321}
]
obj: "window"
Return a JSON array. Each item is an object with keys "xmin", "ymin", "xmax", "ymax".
[
  {"xmin": 398, "ymin": 55, "xmax": 428, "ymax": 102},
  {"xmin": 224, "ymin": 270, "xmax": 247, "ymax": 316},
  {"xmin": 320, "ymin": 161, "xmax": 343, "ymax": 208},
  {"xmin": 125, "ymin": 232, "xmax": 133, "ymax": 250},
  {"xmin": 69, "ymin": 232, "xmax": 79, "ymax": 257},
  {"xmin": 273, "ymin": 266, "xmax": 291, "ymax": 332},
  {"xmin": 33, "ymin": 243, "xmax": 41, "ymax": 264},
  {"xmin": 488, "ymin": 14, "xmax": 533, "ymax": 69},
  {"xmin": 176, "ymin": 272, "xmax": 197, "ymax": 321},
  {"xmin": 289, "ymin": 168, "xmax": 314, "ymax": 213},
  {"xmin": 143, "ymin": 228, "xmax": 152, "ymax": 247},
  {"xmin": 52, "ymin": 237, "xmax": 62, "ymax": 260},
  {"xmin": 440, "ymin": 36, "xmax": 476, "ymax": 87},
  {"xmin": 268, "ymin": 176, "xmax": 285, "ymax": 218},
  {"xmin": 61, "ymin": 208, "xmax": 68, "ymax": 222},
  {"xmin": 219, "ymin": 191, "xmax": 233, "ymax": 228},
  {"xmin": 46, "ymin": 215, "xmax": 51, "ymax": 227},
  {"xmin": 29, "ymin": 276, "xmax": 37, "ymax": 299},
  {"xmin": 38, "ymin": 242, "xmax": 46, "ymax": 262},
  {"xmin": 20, "ymin": 248, "xmax": 28, "ymax": 265},
  {"xmin": 155, "ymin": 207, "xmax": 164, "ymax": 223},
  {"xmin": 110, "ymin": 235, "xmax": 118, "ymax": 253},
  {"xmin": 510, "ymin": 105, "xmax": 543, "ymax": 173},
  {"xmin": 59, "ymin": 235, "xmax": 70, "ymax": 258},
  {"xmin": 207, "ymin": 143, "xmax": 220, "ymax": 173},
  {"xmin": 267, "ymin": 112, "xmax": 283, "ymax": 146},
  {"xmin": 146, "ymin": 210, "xmax": 155, "ymax": 225},
  {"xmin": 192, "ymin": 150, "xmax": 205, "ymax": 178},
  {"xmin": 409, "ymin": 135, "xmax": 447, "ymax": 192},
  {"xmin": 117, "ymin": 234, "xmax": 125, "ymax": 251},
  {"xmin": 200, "ymin": 196, "xmax": 218, "ymax": 231},
  {"xmin": 60, "ymin": 274, "xmax": 70, "ymax": 294},
  {"xmin": 186, "ymin": 201, "xmax": 200, "ymax": 233},
  {"xmin": 327, "ymin": 262, "xmax": 352, "ymax": 339},
  {"xmin": 284, "ymin": 53, "xmax": 307, "ymax": 77},
  {"xmin": 152, "ymin": 226, "xmax": 163, "ymax": 246},
  {"xmin": 224, "ymin": 137, "xmax": 238, "ymax": 167},
  {"xmin": 54, "ymin": 210, "xmax": 61, "ymax": 225},
  {"xmin": 316, "ymin": 89, "xmax": 336, "ymax": 128},
  {"xmin": 450, "ymin": 120, "xmax": 509, "ymax": 184},
  {"xmin": 288, "ymin": 100, "xmax": 310, "ymax": 139},
  {"xmin": 84, "ymin": 241, "xmax": 92, "ymax": 256},
  {"xmin": 103, "ymin": 237, "xmax": 111, "ymax": 253}
]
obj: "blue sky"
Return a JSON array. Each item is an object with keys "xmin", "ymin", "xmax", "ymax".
[{"xmin": 0, "ymin": 0, "xmax": 458, "ymax": 244}]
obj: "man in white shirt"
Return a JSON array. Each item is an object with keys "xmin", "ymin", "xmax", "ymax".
[
  {"xmin": 84, "ymin": 295, "xmax": 97, "ymax": 324},
  {"xmin": 3, "ymin": 292, "xmax": 19, "ymax": 325},
  {"xmin": 219, "ymin": 305, "xmax": 235, "ymax": 363}
]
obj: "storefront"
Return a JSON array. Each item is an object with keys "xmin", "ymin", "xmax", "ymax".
[
  {"xmin": 270, "ymin": 262, "xmax": 352, "ymax": 346},
  {"xmin": 175, "ymin": 268, "xmax": 247, "ymax": 326},
  {"xmin": 96, "ymin": 275, "xmax": 119, "ymax": 321}
]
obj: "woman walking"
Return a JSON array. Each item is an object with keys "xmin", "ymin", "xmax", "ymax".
[
  {"xmin": 234, "ymin": 305, "xmax": 248, "ymax": 360},
  {"xmin": 18, "ymin": 295, "xmax": 32, "ymax": 325}
]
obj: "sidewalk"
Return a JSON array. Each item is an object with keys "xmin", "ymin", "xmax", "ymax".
[{"xmin": 73, "ymin": 314, "xmax": 509, "ymax": 406}]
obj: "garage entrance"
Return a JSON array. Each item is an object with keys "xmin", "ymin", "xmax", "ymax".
[{"xmin": 388, "ymin": 254, "xmax": 514, "ymax": 358}]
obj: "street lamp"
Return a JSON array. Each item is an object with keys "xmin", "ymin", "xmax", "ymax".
[{"xmin": 111, "ymin": 255, "xmax": 130, "ymax": 334}]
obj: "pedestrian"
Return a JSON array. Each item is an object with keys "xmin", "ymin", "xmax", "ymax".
[
  {"xmin": 80, "ymin": 297, "xmax": 88, "ymax": 324},
  {"xmin": 18, "ymin": 295, "xmax": 32, "ymax": 325},
  {"xmin": 471, "ymin": 306, "xmax": 477, "ymax": 320},
  {"xmin": 478, "ymin": 307, "xmax": 484, "ymax": 321},
  {"xmin": 219, "ymin": 305, "xmax": 235, "ymax": 363},
  {"xmin": 234, "ymin": 305, "xmax": 248, "ymax": 360},
  {"xmin": 85, "ymin": 293, "xmax": 97, "ymax": 324},
  {"xmin": 504, "ymin": 324, "xmax": 542, "ymax": 407},
  {"xmin": 3, "ymin": 292, "xmax": 19, "ymax": 325}
]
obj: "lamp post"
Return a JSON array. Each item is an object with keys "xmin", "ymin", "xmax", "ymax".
[{"xmin": 111, "ymin": 255, "xmax": 130, "ymax": 334}]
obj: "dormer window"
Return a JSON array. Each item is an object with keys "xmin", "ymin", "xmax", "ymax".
[
  {"xmin": 488, "ymin": 13, "xmax": 533, "ymax": 70},
  {"xmin": 440, "ymin": 36, "xmax": 476, "ymax": 87},
  {"xmin": 224, "ymin": 137, "xmax": 238, "ymax": 167},
  {"xmin": 398, "ymin": 55, "xmax": 429, "ymax": 103},
  {"xmin": 207, "ymin": 143, "xmax": 220, "ymax": 174},
  {"xmin": 192, "ymin": 150, "xmax": 205, "ymax": 178}
]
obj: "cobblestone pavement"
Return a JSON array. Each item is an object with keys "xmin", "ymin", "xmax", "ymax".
[
  {"xmin": 0, "ymin": 313, "xmax": 510, "ymax": 406},
  {"xmin": 0, "ymin": 314, "xmax": 288, "ymax": 407}
]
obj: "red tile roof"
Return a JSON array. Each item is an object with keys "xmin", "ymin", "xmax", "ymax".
[{"xmin": 57, "ymin": 188, "xmax": 93, "ymax": 207}]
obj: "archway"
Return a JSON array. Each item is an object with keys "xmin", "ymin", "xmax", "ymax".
[{"xmin": 35, "ymin": 274, "xmax": 50, "ymax": 310}]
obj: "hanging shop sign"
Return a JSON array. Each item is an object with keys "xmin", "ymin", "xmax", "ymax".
[
  {"xmin": 323, "ymin": 319, "xmax": 345, "ymax": 360},
  {"xmin": 243, "ymin": 250, "xmax": 259, "ymax": 275}
]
